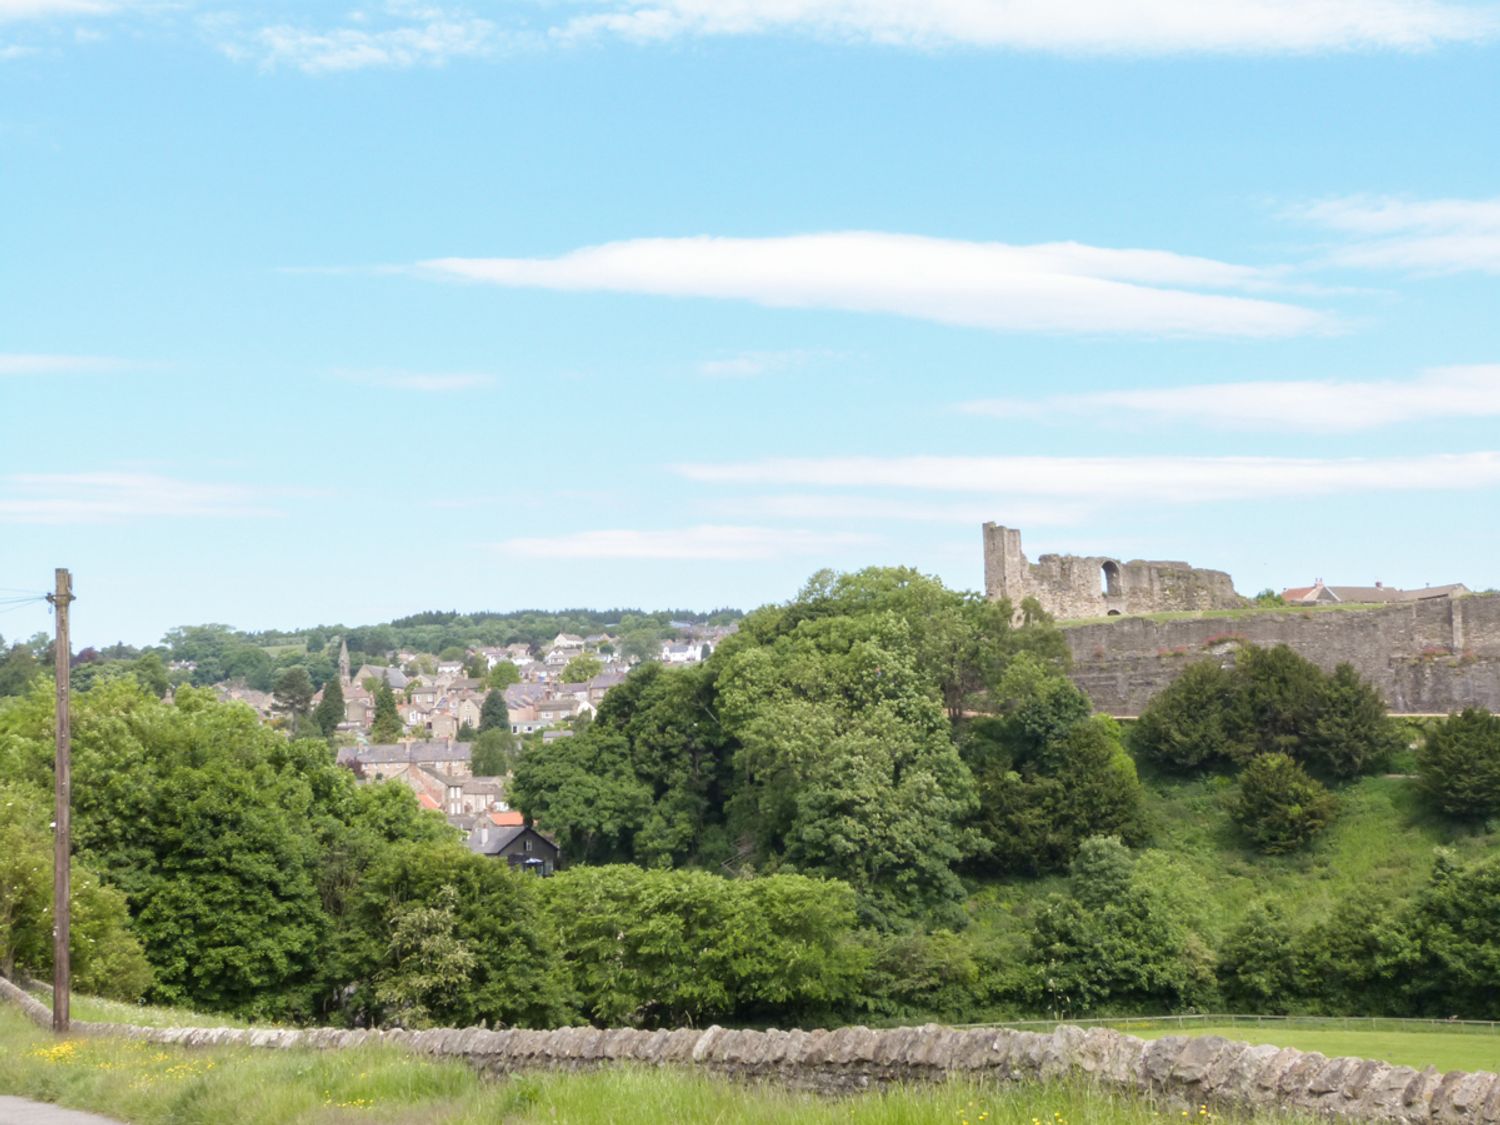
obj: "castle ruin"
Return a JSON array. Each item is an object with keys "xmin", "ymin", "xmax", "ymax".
[{"xmin": 982, "ymin": 524, "xmax": 1245, "ymax": 620}]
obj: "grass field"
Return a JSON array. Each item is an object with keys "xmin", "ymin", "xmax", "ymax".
[
  {"xmin": 1119, "ymin": 1022, "xmax": 1500, "ymax": 1074},
  {"xmin": 0, "ymin": 1005, "xmax": 1317, "ymax": 1125}
]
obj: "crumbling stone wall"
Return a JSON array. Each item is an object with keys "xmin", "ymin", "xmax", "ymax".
[
  {"xmin": 1064, "ymin": 595, "xmax": 1500, "ymax": 715},
  {"xmin": 983, "ymin": 525, "xmax": 1244, "ymax": 621},
  {"xmin": 3, "ymin": 976, "xmax": 1495, "ymax": 1122}
]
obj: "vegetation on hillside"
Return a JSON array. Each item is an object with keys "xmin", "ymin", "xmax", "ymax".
[{"xmin": 2, "ymin": 566, "xmax": 1499, "ymax": 1031}]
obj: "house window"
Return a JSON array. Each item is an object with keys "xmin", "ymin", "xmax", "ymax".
[{"xmin": 524, "ymin": 839, "xmax": 532, "ymax": 853}]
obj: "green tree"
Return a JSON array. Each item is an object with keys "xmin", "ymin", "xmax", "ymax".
[
  {"xmin": 717, "ymin": 611, "xmax": 977, "ymax": 924},
  {"xmin": 1230, "ymin": 753, "xmax": 1338, "ymax": 854},
  {"xmin": 962, "ymin": 661, "xmax": 1145, "ymax": 876},
  {"xmin": 1417, "ymin": 708, "xmax": 1500, "ymax": 819},
  {"xmin": 273, "ymin": 665, "xmax": 315, "ymax": 725},
  {"xmin": 479, "ymin": 689, "xmax": 510, "ymax": 734},
  {"xmin": 562, "ymin": 654, "xmax": 604, "ymax": 683},
  {"xmin": 1408, "ymin": 850, "xmax": 1500, "ymax": 1017},
  {"xmin": 1023, "ymin": 837, "xmax": 1214, "ymax": 1016},
  {"xmin": 345, "ymin": 840, "xmax": 573, "ymax": 1029},
  {"xmin": 130, "ymin": 650, "xmax": 171, "ymax": 698},
  {"xmin": 0, "ymin": 783, "xmax": 154, "ymax": 998},
  {"xmin": 538, "ymin": 866, "xmax": 865, "ymax": 1028},
  {"xmin": 471, "ymin": 728, "xmax": 516, "ymax": 776},
  {"xmin": 1133, "ymin": 645, "xmax": 1394, "ymax": 779},
  {"xmin": 313, "ymin": 676, "xmax": 345, "ymax": 738},
  {"xmin": 1217, "ymin": 900, "xmax": 1300, "ymax": 1013},
  {"xmin": 0, "ymin": 644, "xmax": 40, "ymax": 698},
  {"xmin": 511, "ymin": 663, "xmax": 733, "ymax": 868},
  {"xmin": 1300, "ymin": 894, "xmax": 1419, "ymax": 1016},
  {"xmin": 371, "ymin": 676, "xmax": 403, "ymax": 743},
  {"xmin": 1308, "ymin": 662, "xmax": 1400, "ymax": 778},
  {"xmin": 372, "ymin": 884, "xmax": 477, "ymax": 1029},
  {"xmin": 1129, "ymin": 659, "xmax": 1238, "ymax": 771},
  {"xmin": 487, "ymin": 661, "xmax": 521, "ymax": 690},
  {"xmin": 463, "ymin": 653, "xmax": 489, "ymax": 680}
]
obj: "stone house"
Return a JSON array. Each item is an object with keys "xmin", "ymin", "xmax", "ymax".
[
  {"xmin": 467, "ymin": 823, "xmax": 560, "ymax": 876},
  {"xmin": 337, "ymin": 739, "xmax": 472, "ymax": 781}
]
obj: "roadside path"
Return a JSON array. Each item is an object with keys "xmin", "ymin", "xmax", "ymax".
[{"xmin": 0, "ymin": 1097, "xmax": 126, "ymax": 1125}]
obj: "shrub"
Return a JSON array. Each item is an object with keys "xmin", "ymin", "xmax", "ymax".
[
  {"xmin": 1230, "ymin": 753, "xmax": 1337, "ymax": 854},
  {"xmin": 1132, "ymin": 645, "xmax": 1399, "ymax": 779},
  {"xmin": 1417, "ymin": 708, "xmax": 1500, "ymax": 819},
  {"xmin": 1129, "ymin": 659, "xmax": 1237, "ymax": 771}
]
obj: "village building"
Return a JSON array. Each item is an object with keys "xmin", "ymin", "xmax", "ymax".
[{"xmin": 1280, "ymin": 579, "xmax": 1471, "ymax": 606}]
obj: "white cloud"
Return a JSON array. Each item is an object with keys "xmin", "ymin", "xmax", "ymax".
[
  {"xmin": 419, "ymin": 232, "xmax": 1331, "ymax": 339},
  {"xmin": 557, "ymin": 0, "xmax": 1498, "ymax": 53},
  {"xmin": 959, "ymin": 364, "xmax": 1500, "ymax": 433},
  {"xmin": 497, "ymin": 523, "xmax": 877, "ymax": 560},
  {"xmin": 1298, "ymin": 195, "xmax": 1500, "ymax": 274},
  {"xmin": 0, "ymin": 1, "xmax": 114, "ymax": 22},
  {"xmin": 697, "ymin": 349, "xmax": 836, "ymax": 378},
  {"xmin": 716, "ymin": 494, "xmax": 1092, "ymax": 525},
  {"xmin": 676, "ymin": 451, "xmax": 1500, "ymax": 503},
  {"xmin": 229, "ymin": 6, "xmax": 500, "ymax": 73},
  {"xmin": 0, "ymin": 472, "xmax": 288, "ymax": 524},
  {"xmin": 333, "ymin": 368, "xmax": 495, "ymax": 392},
  {"xmin": 0, "ymin": 353, "xmax": 137, "ymax": 375}
]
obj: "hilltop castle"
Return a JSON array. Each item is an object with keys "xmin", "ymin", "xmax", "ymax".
[{"xmin": 982, "ymin": 523, "xmax": 1244, "ymax": 620}]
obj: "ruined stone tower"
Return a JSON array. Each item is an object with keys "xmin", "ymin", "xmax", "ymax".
[{"xmin": 982, "ymin": 523, "xmax": 1244, "ymax": 620}]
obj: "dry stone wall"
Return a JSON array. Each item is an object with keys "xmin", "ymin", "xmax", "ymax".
[
  {"xmin": 4, "ymin": 976, "xmax": 1497, "ymax": 1122},
  {"xmin": 1064, "ymin": 595, "xmax": 1500, "ymax": 715}
]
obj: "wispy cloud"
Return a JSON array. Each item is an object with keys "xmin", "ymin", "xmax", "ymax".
[
  {"xmin": 1298, "ymin": 194, "xmax": 1500, "ymax": 274},
  {"xmin": 418, "ymin": 232, "xmax": 1331, "ymax": 339},
  {"xmin": 0, "ymin": 353, "xmax": 139, "ymax": 375},
  {"xmin": 714, "ymin": 494, "xmax": 1092, "ymax": 525},
  {"xmin": 496, "ymin": 523, "xmax": 877, "ymax": 560},
  {"xmin": 697, "ymin": 349, "xmax": 837, "ymax": 378},
  {"xmin": 0, "ymin": 1, "xmax": 116, "ymax": 22},
  {"xmin": 0, "ymin": 472, "xmax": 290, "ymax": 524},
  {"xmin": 676, "ymin": 451, "xmax": 1500, "ymax": 504},
  {"xmin": 222, "ymin": 4, "xmax": 501, "ymax": 74},
  {"xmin": 333, "ymin": 367, "xmax": 496, "ymax": 392},
  {"xmin": 959, "ymin": 364, "xmax": 1500, "ymax": 433},
  {"xmin": 556, "ymin": 0, "xmax": 1498, "ymax": 54}
]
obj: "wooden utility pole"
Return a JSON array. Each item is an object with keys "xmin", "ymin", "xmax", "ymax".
[{"xmin": 46, "ymin": 568, "xmax": 73, "ymax": 1034}]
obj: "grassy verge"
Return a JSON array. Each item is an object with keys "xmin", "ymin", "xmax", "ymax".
[
  {"xmin": 0, "ymin": 1006, "xmax": 1314, "ymax": 1125},
  {"xmin": 23, "ymin": 984, "xmax": 266, "ymax": 1029}
]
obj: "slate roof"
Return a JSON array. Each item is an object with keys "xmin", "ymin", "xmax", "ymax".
[{"xmin": 338, "ymin": 740, "xmax": 472, "ymax": 766}]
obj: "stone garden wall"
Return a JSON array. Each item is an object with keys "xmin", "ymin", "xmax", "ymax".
[{"xmin": 4, "ymin": 976, "xmax": 1496, "ymax": 1122}]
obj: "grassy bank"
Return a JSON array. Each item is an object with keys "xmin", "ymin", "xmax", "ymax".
[{"xmin": 0, "ymin": 1005, "xmax": 1317, "ymax": 1125}]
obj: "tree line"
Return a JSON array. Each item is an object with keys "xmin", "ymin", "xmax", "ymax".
[{"xmin": 3, "ymin": 568, "xmax": 1500, "ymax": 1027}]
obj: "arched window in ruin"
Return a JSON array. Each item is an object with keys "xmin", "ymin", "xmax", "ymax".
[{"xmin": 1101, "ymin": 560, "xmax": 1122, "ymax": 599}]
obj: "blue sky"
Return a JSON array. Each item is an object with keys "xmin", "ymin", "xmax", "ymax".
[{"xmin": 3, "ymin": 0, "xmax": 1499, "ymax": 647}]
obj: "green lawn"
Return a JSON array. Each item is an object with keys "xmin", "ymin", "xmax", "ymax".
[
  {"xmin": 1122, "ymin": 1023, "xmax": 1500, "ymax": 1075},
  {"xmin": 0, "ymin": 1006, "xmax": 1314, "ymax": 1125}
]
